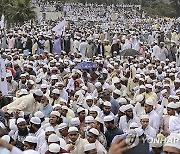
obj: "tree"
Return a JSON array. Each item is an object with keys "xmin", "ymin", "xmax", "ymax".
[
  {"xmin": 169, "ymin": 0, "xmax": 180, "ymax": 17},
  {"xmin": 0, "ymin": 0, "xmax": 36, "ymax": 26}
]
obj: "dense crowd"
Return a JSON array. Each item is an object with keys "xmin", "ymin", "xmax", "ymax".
[{"xmin": 0, "ymin": 2, "xmax": 180, "ymax": 154}]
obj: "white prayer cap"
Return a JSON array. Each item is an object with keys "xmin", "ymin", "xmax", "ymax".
[
  {"xmin": 19, "ymin": 89, "xmax": 28, "ymax": 95},
  {"xmin": 163, "ymin": 133, "xmax": 180, "ymax": 149},
  {"xmin": 102, "ymin": 68, "xmax": 108, "ymax": 74},
  {"xmin": 6, "ymin": 72, "xmax": 12, "ymax": 77},
  {"xmin": 68, "ymin": 127, "xmax": 78, "ymax": 133},
  {"xmin": 50, "ymin": 111, "xmax": 60, "ymax": 117},
  {"xmin": 139, "ymin": 85, "xmax": 146, "ymax": 89},
  {"xmin": 113, "ymin": 89, "xmax": 121, "ymax": 95},
  {"xmin": 104, "ymin": 115, "xmax": 114, "ymax": 122},
  {"xmin": 124, "ymin": 104, "xmax": 133, "ymax": 111},
  {"xmin": 86, "ymin": 95, "xmax": 93, "ymax": 100},
  {"xmin": 41, "ymin": 84, "xmax": 48, "ymax": 89},
  {"xmin": 161, "ymin": 89, "xmax": 167, "ymax": 94},
  {"xmin": 140, "ymin": 114, "xmax": 149, "ymax": 119},
  {"xmin": 52, "ymin": 89, "xmax": 60, "ymax": 94},
  {"xmin": 129, "ymin": 122, "xmax": 138, "ymax": 129},
  {"xmin": 20, "ymin": 74, "xmax": 26, "ymax": 77},
  {"xmin": 17, "ymin": 118, "xmax": 26, "ymax": 124},
  {"xmin": 49, "ymin": 143, "xmax": 60, "ymax": 153},
  {"xmin": 95, "ymin": 82, "xmax": 102, "ymax": 87},
  {"xmin": 135, "ymin": 74, "xmax": 141, "ymax": 79},
  {"xmin": 28, "ymin": 80, "xmax": 35, "ymax": 85},
  {"xmin": 89, "ymin": 128, "xmax": 99, "ymax": 136},
  {"xmin": 30, "ymin": 117, "xmax": 41, "ymax": 125},
  {"xmin": 156, "ymin": 82, "xmax": 163, "ymax": 87},
  {"xmin": 70, "ymin": 117, "xmax": 80, "ymax": 127},
  {"xmin": 85, "ymin": 116, "xmax": 94, "ymax": 123},
  {"xmin": 119, "ymin": 98, "xmax": 127, "ymax": 104},
  {"xmin": 145, "ymin": 84, "xmax": 152, "ymax": 89},
  {"xmin": 51, "ymin": 75, "xmax": 58, "ymax": 80},
  {"xmin": 174, "ymin": 79, "xmax": 180, "ymax": 83},
  {"xmin": 82, "ymin": 85, "xmax": 88, "ymax": 91},
  {"xmin": 136, "ymin": 94, "xmax": 144, "ymax": 102},
  {"xmin": 34, "ymin": 111, "xmax": 45, "ymax": 119},
  {"xmin": 139, "ymin": 57, "xmax": 144, "ymax": 61},
  {"xmin": 112, "ymin": 77, "xmax": 120, "ymax": 84},
  {"xmin": 53, "ymin": 104, "xmax": 61, "ymax": 109},
  {"xmin": 61, "ymin": 105, "xmax": 68, "ymax": 111},
  {"xmin": 2, "ymin": 135, "xmax": 10, "ymax": 143},
  {"xmin": 23, "ymin": 150, "xmax": 39, "ymax": 154},
  {"xmin": 77, "ymin": 107, "xmax": 85, "ymax": 113},
  {"xmin": 58, "ymin": 123, "xmax": 68, "ymax": 130},
  {"xmin": 36, "ymin": 78, "xmax": 41, "ymax": 84},
  {"xmin": 95, "ymin": 117, "xmax": 103, "ymax": 124},
  {"xmin": 45, "ymin": 126, "xmax": 55, "ymax": 133},
  {"xmin": 48, "ymin": 134, "xmax": 59, "ymax": 143},
  {"xmin": 145, "ymin": 98, "xmax": 154, "ymax": 106},
  {"xmin": 176, "ymin": 102, "xmax": 180, "ymax": 108},
  {"xmin": 119, "ymin": 105, "xmax": 126, "ymax": 113},
  {"xmin": 84, "ymin": 143, "xmax": 96, "ymax": 152},
  {"xmin": 103, "ymin": 101, "xmax": 111, "ymax": 107},
  {"xmin": 24, "ymin": 136, "xmax": 37, "ymax": 143},
  {"xmin": 139, "ymin": 78, "xmax": 145, "ymax": 82},
  {"xmin": 56, "ymin": 81, "xmax": 64, "ymax": 86},
  {"xmin": 167, "ymin": 102, "xmax": 177, "ymax": 109},
  {"xmin": 33, "ymin": 89, "xmax": 43, "ymax": 96}
]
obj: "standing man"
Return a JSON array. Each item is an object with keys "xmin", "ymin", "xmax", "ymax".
[{"xmin": 0, "ymin": 52, "xmax": 8, "ymax": 96}]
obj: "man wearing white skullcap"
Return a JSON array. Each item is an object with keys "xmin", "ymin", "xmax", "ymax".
[
  {"xmin": 43, "ymin": 111, "xmax": 62, "ymax": 137},
  {"xmin": 99, "ymin": 101, "xmax": 114, "ymax": 119},
  {"xmin": 6, "ymin": 89, "xmax": 43, "ymax": 119},
  {"xmin": 145, "ymin": 84, "xmax": 158, "ymax": 107},
  {"xmin": 119, "ymin": 104, "xmax": 141, "ymax": 132},
  {"xmin": 134, "ymin": 94, "xmax": 146, "ymax": 117},
  {"xmin": 49, "ymin": 89, "xmax": 61, "ymax": 106},
  {"xmin": 11, "ymin": 118, "xmax": 28, "ymax": 149},
  {"xmin": 29, "ymin": 117, "xmax": 45, "ymax": 152},
  {"xmin": 104, "ymin": 115, "xmax": 123, "ymax": 149},
  {"xmin": 55, "ymin": 82, "xmax": 69, "ymax": 102},
  {"xmin": 144, "ymin": 98, "xmax": 160, "ymax": 133},
  {"xmin": 65, "ymin": 127, "xmax": 88, "ymax": 154},
  {"xmin": 160, "ymin": 102, "xmax": 177, "ymax": 137},
  {"xmin": 84, "ymin": 143, "xmax": 97, "ymax": 154},
  {"xmin": 0, "ymin": 138, "xmax": 40, "ymax": 154},
  {"xmin": 86, "ymin": 128, "xmax": 107, "ymax": 154},
  {"xmin": 24, "ymin": 136, "xmax": 37, "ymax": 151},
  {"xmin": 163, "ymin": 133, "xmax": 180, "ymax": 154},
  {"xmin": 140, "ymin": 115, "xmax": 156, "ymax": 139},
  {"xmin": 47, "ymin": 134, "xmax": 67, "ymax": 153}
]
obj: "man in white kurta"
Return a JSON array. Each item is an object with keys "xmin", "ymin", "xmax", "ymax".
[{"xmin": 0, "ymin": 54, "xmax": 8, "ymax": 96}]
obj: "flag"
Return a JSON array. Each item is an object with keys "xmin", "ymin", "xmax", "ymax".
[{"xmin": 52, "ymin": 20, "xmax": 66, "ymax": 36}]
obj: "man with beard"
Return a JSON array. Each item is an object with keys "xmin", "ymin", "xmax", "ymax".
[
  {"xmin": 65, "ymin": 127, "xmax": 88, "ymax": 154},
  {"xmin": 29, "ymin": 116, "xmax": 45, "ymax": 152},
  {"xmin": 43, "ymin": 111, "xmax": 62, "ymax": 137},
  {"xmin": 12, "ymin": 118, "xmax": 29, "ymax": 150},
  {"xmin": 99, "ymin": 101, "xmax": 114, "ymax": 119},
  {"xmin": 55, "ymin": 82, "xmax": 68, "ymax": 102},
  {"xmin": 104, "ymin": 115, "xmax": 123, "ymax": 150},
  {"xmin": 6, "ymin": 90, "xmax": 43, "ymax": 120},
  {"xmin": 19, "ymin": 74, "xmax": 27, "ymax": 89},
  {"xmin": 119, "ymin": 104, "xmax": 141, "ymax": 132},
  {"xmin": 6, "ymin": 73, "xmax": 18, "ymax": 96},
  {"xmin": 23, "ymin": 136, "xmax": 37, "ymax": 151}
]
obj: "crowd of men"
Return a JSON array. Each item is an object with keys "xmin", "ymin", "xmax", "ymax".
[{"xmin": 0, "ymin": 2, "xmax": 180, "ymax": 154}]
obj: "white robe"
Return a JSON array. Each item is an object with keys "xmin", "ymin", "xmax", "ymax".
[{"xmin": 0, "ymin": 56, "xmax": 8, "ymax": 96}]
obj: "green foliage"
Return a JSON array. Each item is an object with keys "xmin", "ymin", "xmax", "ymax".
[{"xmin": 0, "ymin": 0, "xmax": 36, "ymax": 25}]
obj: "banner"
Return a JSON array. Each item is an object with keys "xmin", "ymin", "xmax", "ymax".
[{"xmin": 52, "ymin": 20, "xmax": 65, "ymax": 36}]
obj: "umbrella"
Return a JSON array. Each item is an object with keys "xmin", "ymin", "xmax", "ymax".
[
  {"xmin": 120, "ymin": 49, "xmax": 139, "ymax": 57},
  {"xmin": 75, "ymin": 61, "xmax": 97, "ymax": 69}
]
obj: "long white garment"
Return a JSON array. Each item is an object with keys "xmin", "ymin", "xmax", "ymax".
[{"xmin": 0, "ymin": 56, "xmax": 8, "ymax": 96}]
